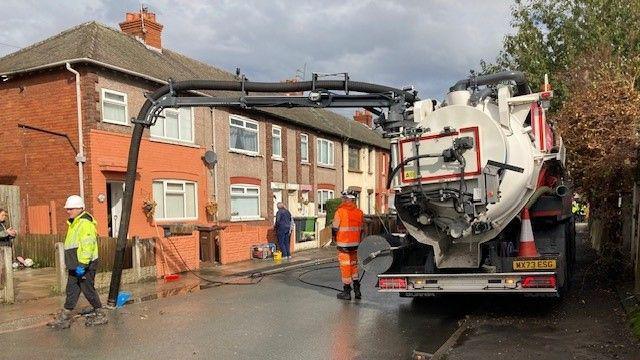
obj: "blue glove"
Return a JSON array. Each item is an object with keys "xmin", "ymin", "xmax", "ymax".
[{"xmin": 75, "ymin": 265, "xmax": 86, "ymax": 277}]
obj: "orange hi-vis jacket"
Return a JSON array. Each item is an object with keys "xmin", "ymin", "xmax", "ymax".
[{"xmin": 332, "ymin": 202, "xmax": 364, "ymax": 248}]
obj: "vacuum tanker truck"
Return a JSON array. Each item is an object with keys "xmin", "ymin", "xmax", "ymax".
[{"xmin": 360, "ymin": 73, "xmax": 575, "ymax": 297}]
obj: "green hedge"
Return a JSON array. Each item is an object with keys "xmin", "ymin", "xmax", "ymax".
[{"xmin": 324, "ymin": 198, "xmax": 342, "ymax": 227}]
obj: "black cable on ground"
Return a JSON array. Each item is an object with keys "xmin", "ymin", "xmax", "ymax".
[
  {"xmin": 297, "ymin": 264, "xmax": 367, "ymax": 292},
  {"xmin": 167, "ymin": 236, "xmax": 370, "ymax": 291}
]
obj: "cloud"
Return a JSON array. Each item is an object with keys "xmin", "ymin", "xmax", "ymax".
[{"xmin": 0, "ymin": 0, "xmax": 514, "ymax": 100}]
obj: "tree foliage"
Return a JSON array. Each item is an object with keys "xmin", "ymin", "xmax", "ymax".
[
  {"xmin": 555, "ymin": 48, "xmax": 640, "ymax": 243},
  {"xmin": 484, "ymin": 0, "xmax": 640, "ymax": 105},
  {"xmin": 485, "ymin": 0, "xmax": 640, "ymax": 252}
]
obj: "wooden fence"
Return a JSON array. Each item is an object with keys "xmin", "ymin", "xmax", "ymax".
[
  {"xmin": 13, "ymin": 234, "xmax": 62, "ymax": 268},
  {"xmin": 0, "ymin": 185, "xmax": 20, "ymax": 232},
  {"xmin": 12, "ymin": 234, "xmax": 134, "ymax": 272}
]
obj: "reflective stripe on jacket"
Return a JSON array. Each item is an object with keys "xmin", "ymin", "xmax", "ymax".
[
  {"xmin": 332, "ymin": 202, "xmax": 364, "ymax": 248},
  {"xmin": 64, "ymin": 211, "xmax": 98, "ymax": 269}
]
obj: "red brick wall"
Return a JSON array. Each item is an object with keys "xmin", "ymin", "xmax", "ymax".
[
  {"xmin": 0, "ymin": 69, "xmax": 82, "ymax": 234},
  {"xmin": 88, "ymin": 130, "xmax": 208, "ymax": 238},
  {"xmin": 154, "ymin": 234, "xmax": 199, "ymax": 277},
  {"xmin": 219, "ymin": 224, "xmax": 263, "ymax": 264}
]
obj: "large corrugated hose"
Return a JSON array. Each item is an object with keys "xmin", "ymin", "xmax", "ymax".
[{"xmin": 107, "ymin": 79, "xmax": 416, "ymax": 305}]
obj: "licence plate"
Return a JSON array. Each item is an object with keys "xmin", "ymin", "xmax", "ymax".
[
  {"xmin": 512, "ymin": 259, "xmax": 556, "ymax": 270},
  {"xmin": 404, "ymin": 170, "xmax": 416, "ymax": 179}
]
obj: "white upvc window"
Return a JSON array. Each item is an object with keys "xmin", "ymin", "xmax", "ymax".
[
  {"xmin": 272, "ymin": 126, "xmax": 282, "ymax": 159},
  {"xmin": 316, "ymin": 138, "xmax": 334, "ymax": 166},
  {"xmin": 101, "ymin": 89, "xmax": 128, "ymax": 125},
  {"xmin": 230, "ymin": 185, "xmax": 261, "ymax": 220},
  {"xmin": 152, "ymin": 180, "xmax": 198, "ymax": 221},
  {"xmin": 300, "ymin": 133, "xmax": 309, "ymax": 163},
  {"xmin": 317, "ymin": 189, "xmax": 334, "ymax": 214},
  {"xmin": 368, "ymin": 148, "xmax": 374, "ymax": 173},
  {"xmin": 150, "ymin": 107, "xmax": 194, "ymax": 143},
  {"xmin": 229, "ymin": 115, "xmax": 259, "ymax": 155}
]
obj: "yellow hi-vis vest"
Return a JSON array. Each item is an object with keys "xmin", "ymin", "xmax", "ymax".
[{"xmin": 64, "ymin": 211, "xmax": 98, "ymax": 269}]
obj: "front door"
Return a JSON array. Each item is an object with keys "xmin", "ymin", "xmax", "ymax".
[
  {"xmin": 273, "ymin": 189, "xmax": 283, "ymax": 217},
  {"xmin": 107, "ymin": 182, "xmax": 124, "ymax": 237}
]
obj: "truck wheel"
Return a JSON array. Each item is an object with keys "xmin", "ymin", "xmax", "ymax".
[{"xmin": 558, "ymin": 219, "xmax": 575, "ymax": 297}]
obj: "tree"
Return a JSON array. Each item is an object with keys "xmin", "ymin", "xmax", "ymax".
[
  {"xmin": 484, "ymin": 0, "xmax": 640, "ymax": 106},
  {"xmin": 485, "ymin": 0, "xmax": 640, "ymax": 276}
]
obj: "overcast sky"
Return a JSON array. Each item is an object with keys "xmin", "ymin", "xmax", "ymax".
[{"xmin": 0, "ymin": 0, "xmax": 514, "ymax": 101}]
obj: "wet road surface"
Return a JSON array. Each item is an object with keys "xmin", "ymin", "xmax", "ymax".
[
  {"xmin": 2, "ymin": 226, "xmax": 637, "ymax": 359},
  {"xmin": 0, "ymin": 263, "xmax": 464, "ymax": 359}
]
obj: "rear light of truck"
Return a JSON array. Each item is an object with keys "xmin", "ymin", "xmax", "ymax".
[
  {"xmin": 521, "ymin": 275, "xmax": 556, "ymax": 288},
  {"xmin": 379, "ymin": 278, "xmax": 407, "ymax": 290}
]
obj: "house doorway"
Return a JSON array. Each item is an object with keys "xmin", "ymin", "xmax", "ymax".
[
  {"xmin": 273, "ymin": 189, "xmax": 283, "ymax": 217},
  {"xmin": 287, "ymin": 189, "xmax": 298, "ymax": 216},
  {"xmin": 107, "ymin": 181, "xmax": 124, "ymax": 238}
]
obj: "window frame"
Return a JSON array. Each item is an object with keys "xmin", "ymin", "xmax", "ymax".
[
  {"xmin": 150, "ymin": 107, "xmax": 195, "ymax": 143},
  {"xmin": 152, "ymin": 179, "xmax": 198, "ymax": 221},
  {"xmin": 229, "ymin": 115, "xmax": 260, "ymax": 155},
  {"xmin": 272, "ymin": 126, "xmax": 282, "ymax": 159},
  {"xmin": 316, "ymin": 138, "xmax": 334, "ymax": 166},
  {"xmin": 300, "ymin": 133, "xmax": 309, "ymax": 163},
  {"xmin": 230, "ymin": 184, "xmax": 262, "ymax": 220},
  {"xmin": 348, "ymin": 145, "xmax": 361, "ymax": 172},
  {"xmin": 316, "ymin": 189, "xmax": 334, "ymax": 214},
  {"xmin": 101, "ymin": 88, "xmax": 129, "ymax": 126}
]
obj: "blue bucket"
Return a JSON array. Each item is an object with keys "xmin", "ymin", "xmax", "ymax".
[{"xmin": 116, "ymin": 291, "xmax": 132, "ymax": 308}]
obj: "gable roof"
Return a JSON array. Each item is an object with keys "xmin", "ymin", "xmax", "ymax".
[{"xmin": 0, "ymin": 21, "xmax": 388, "ymax": 149}]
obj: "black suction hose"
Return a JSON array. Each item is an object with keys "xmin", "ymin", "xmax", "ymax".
[
  {"xmin": 450, "ymin": 71, "xmax": 530, "ymax": 95},
  {"xmin": 107, "ymin": 79, "xmax": 416, "ymax": 305}
]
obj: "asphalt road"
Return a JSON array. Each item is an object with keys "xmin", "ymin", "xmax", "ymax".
[
  {"xmin": 2, "ymin": 225, "xmax": 637, "ymax": 359},
  {"xmin": 0, "ymin": 262, "xmax": 464, "ymax": 359}
]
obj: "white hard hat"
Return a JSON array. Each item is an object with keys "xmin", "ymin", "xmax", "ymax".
[{"xmin": 64, "ymin": 195, "xmax": 85, "ymax": 209}]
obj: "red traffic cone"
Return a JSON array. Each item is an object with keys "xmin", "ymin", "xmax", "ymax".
[{"xmin": 518, "ymin": 207, "xmax": 539, "ymax": 257}]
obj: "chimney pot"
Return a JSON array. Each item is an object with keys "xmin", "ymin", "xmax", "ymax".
[
  {"xmin": 354, "ymin": 110, "xmax": 373, "ymax": 128},
  {"xmin": 119, "ymin": 8, "xmax": 163, "ymax": 50}
]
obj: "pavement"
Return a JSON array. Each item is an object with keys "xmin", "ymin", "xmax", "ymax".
[
  {"xmin": 0, "ymin": 246, "xmax": 337, "ymax": 334},
  {"xmin": 13, "ymin": 266, "xmax": 58, "ymax": 302},
  {"xmin": 438, "ymin": 223, "xmax": 640, "ymax": 359}
]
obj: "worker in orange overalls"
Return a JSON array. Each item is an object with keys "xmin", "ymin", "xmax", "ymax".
[{"xmin": 332, "ymin": 190, "xmax": 364, "ymax": 300}]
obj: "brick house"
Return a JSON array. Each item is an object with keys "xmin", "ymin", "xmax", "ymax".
[
  {"xmin": 0, "ymin": 9, "xmax": 389, "ymax": 268},
  {"xmin": 347, "ymin": 110, "xmax": 391, "ymax": 215}
]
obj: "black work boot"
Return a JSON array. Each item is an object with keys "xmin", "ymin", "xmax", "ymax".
[
  {"xmin": 85, "ymin": 308, "xmax": 108, "ymax": 326},
  {"xmin": 353, "ymin": 280, "xmax": 362, "ymax": 300},
  {"xmin": 336, "ymin": 284, "xmax": 352, "ymax": 300},
  {"xmin": 47, "ymin": 309, "xmax": 72, "ymax": 330}
]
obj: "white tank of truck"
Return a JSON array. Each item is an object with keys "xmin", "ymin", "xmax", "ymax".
[{"xmin": 363, "ymin": 73, "xmax": 575, "ymax": 296}]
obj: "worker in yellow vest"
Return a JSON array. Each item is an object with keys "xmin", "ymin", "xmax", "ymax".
[
  {"xmin": 48, "ymin": 195, "xmax": 107, "ymax": 329},
  {"xmin": 332, "ymin": 190, "xmax": 364, "ymax": 300}
]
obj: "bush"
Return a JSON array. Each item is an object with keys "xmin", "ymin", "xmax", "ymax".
[{"xmin": 324, "ymin": 198, "xmax": 342, "ymax": 227}]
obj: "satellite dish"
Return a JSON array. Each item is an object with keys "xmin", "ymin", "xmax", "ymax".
[{"xmin": 203, "ymin": 151, "xmax": 218, "ymax": 167}]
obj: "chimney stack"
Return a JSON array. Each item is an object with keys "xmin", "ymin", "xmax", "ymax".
[
  {"xmin": 353, "ymin": 110, "xmax": 373, "ymax": 128},
  {"xmin": 119, "ymin": 6, "xmax": 163, "ymax": 50}
]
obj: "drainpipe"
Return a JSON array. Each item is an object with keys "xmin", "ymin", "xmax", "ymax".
[
  {"xmin": 210, "ymin": 108, "xmax": 219, "ymax": 204},
  {"xmin": 66, "ymin": 63, "xmax": 85, "ymax": 199}
]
